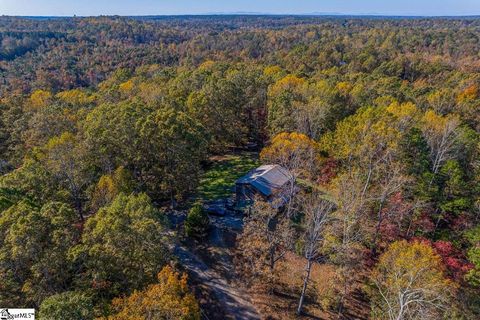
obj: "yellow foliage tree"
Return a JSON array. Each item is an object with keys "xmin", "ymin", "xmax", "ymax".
[
  {"xmin": 29, "ymin": 89, "xmax": 53, "ymax": 109},
  {"xmin": 90, "ymin": 166, "xmax": 134, "ymax": 212},
  {"xmin": 322, "ymin": 107, "xmax": 401, "ymax": 165},
  {"xmin": 119, "ymin": 79, "xmax": 135, "ymax": 93},
  {"xmin": 100, "ymin": 265, "xmax": 201, "ymax": 320},
  {"xmin": 386, "ymin": 101, "xmax": 420, "ymax": 132},
  {"xmin": 426, "ymin": 89, "xmax": 455, "ymax": 115},
  {"xmin": 56, "ymin": 89, "xmax": 93, "ymax": 105},
  {"xmin": 138, "ymin": 82, "xmax": 163, "ymax": 104},
  {"xmin": 267, "ymin": 75, "xmax": 307, "ymax": 135},
  {"xmin": 335, "ymin": 81, "xmax": 352, "ymax": 96},
  {"xmin": 371, "ymin": 240, "xmax": 454, "ymax": 320},
  {"xmin": 261, "ymin": 132, "xmax": 318, "ymax": 179},
  {"xmin": 43, "ymin": 132, "xmax": 88, "ymax": 219},
  {"xmin": 198, "ymin": 60, "xmax": 215, "ymax": 71},
  {"xmin": 263, "ymin": 65, "xmax": 283, "ymax": 78},
  {"xmin": 261, "ymin": 132, "xmax": 319, "ymax": 218},
  {"xmin": 268, "ymin": 74, "xmax": 306, "ymax": 97}
]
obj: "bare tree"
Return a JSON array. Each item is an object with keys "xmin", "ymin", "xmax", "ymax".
[
  {"xmin": 297, "ymin": 192, "xmax": 335, "ymax": 315},
  {"xmin": 426, "ymin": 89, "xmax": 456, "ymax": 116},
  {"xmin": 371, "ymin": 162, "xmax": 410, "ymax": 254},
  {"xmin": 295, "ymin": 100, "xmax": 330, "ymax": 141},
  {"xmin": 421, "ymin": 111, "xmax": 460, "ymax": 179},
  {"xmin": 330, "ymin": 170, "xmax": 370, "ymax": 315},
  {"xmin": 236, "ymin": 198, "xmax": 293, "ymax": 287}
]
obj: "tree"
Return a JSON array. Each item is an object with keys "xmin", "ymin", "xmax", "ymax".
[
  {"xmin": 39, "ymin": 291, "xmax": 94, "ymax": 320},
  {"xmin": 466, "ymin": 226, "xmax": 480, "ymax": 287},
  {"xmin": 71, "ymin": 193, "xmax": 169, "ymax": 298},
  {"xmin": 0, "ymin": 201, "xmax": 79, "ymax": 307},
  {"xmin": 438, "ymin": 159, "xmax": 471, "ymax": 216},
  {"xmin": 261, "ymin": 132, "xmax": 318, "ymax": 177},
  {"xmin": 294, "ymin": 80, "xmax": 355, "ymax": 140},
  {"xmin": 184, "ymin": 203, "xmax": 209, "ymax": 239},
  {"xmin": 101, "ymin": 265, "xmax": 200, "ymax": 320},
  {"xmin": 0, "ymin": 187, "xmax": 31, "ymax": 212},
  {"xmin": 323, "ymin": 106, "xmax": 403, "ymax": 199},
  {"xmin": 421, "ymin": 110, "xmax": 460, "ymax": 178},
  {"xmin": 42, "ymin": 132, "xmax": 90, "ymax": 220},
  {"xmin": 297, "ymin": 193, "xmax": 335, "ymax": 315},
  {"xmin": 327, "ymin": 170, "xmax": 370, "ymax": 314},
  {"xmin": 22, "ymin": 103, "xmax": 79, "ymax": 150},
  {"xmin": 426, "ymin": 89, "xmax": 455, "ymax": 115},
  {"xmin": 138, "ymin": 103, "xmax": 207, "ymax": 205},
  {"xmin": 55, "ymin": 89, "xmax": 94, "ymax": 106},
  {"xmin": 82, "ymin": 101, "xmax": 152, "ymax": 174},
  {"xmin": 186, "ymin": 66, "xmax": 266, "ymax": 150},
  {"xmin": 371, "ymin": 240, "xmax": 454, "ymax": 320},
  {"xmin": 398, "ymin": 127, "xmax": 434, "ymax": 200},
  {"xmin": 0, "ymin": 158, "xmax": 57, "ymax": 205},
  {"xmin": 236, "ymin": 199, "xmax": 293, "ymax": 288},
  {"xmin": 261, "ymin": 132, "xmax": 318, "ymax": 217},
  {"xmin": 89, "ymin": 166, "xmax": 135, "ymax": 213},
  {"xmin": 320, "ymin": 106, "xmax": 404, "ymax": 312},
  {"xmin": 457, "ymin": 84, "xmax": 478, "ymax": 104},
  {"xmin": 267, "ymin": 75, "xmax": 306, "ymax": 135},
  {"xmin": 370, "ymin": 162, "xmax": 410, "ymax": 254},
  {"xmin": 28, "ymin": 89, "xmax": 53, "ymax": 110}
]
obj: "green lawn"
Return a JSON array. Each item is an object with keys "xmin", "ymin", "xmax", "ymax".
[{"xmin": 196, "ymin": 152, "xmax": 260, "ymax": 200}]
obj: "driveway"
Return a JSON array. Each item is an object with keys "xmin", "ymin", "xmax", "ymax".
[
  {"xmin": 174, "ymin": 243, "xmax": 260, "ymax": 320},
  {"xmin": 170, "ymin": 208, "xmax": 260, "ymax": 320}
]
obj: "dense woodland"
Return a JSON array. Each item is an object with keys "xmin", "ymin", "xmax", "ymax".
[{"xmin": 1, "ymin": 15, "xmax": 480, "ymax": 319}]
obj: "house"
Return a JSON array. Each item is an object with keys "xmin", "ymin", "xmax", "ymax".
[{"xmin": 235, "ymin": 164, "xmax": 293, "ymax": 208}]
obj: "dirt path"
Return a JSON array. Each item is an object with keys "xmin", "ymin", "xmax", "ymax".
[{"xmin": 174, "ymin": 243, "xmax": 260, "ymax": 320}]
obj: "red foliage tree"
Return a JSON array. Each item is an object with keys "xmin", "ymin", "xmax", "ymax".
[{"xmin": 413, "ymin": 238, "xmax": 473, "ymax": 281}]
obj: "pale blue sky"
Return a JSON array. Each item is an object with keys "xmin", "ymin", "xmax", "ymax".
[{"xmin": 0, "ymin": 0, "xmax": 479, "ymax": 17}]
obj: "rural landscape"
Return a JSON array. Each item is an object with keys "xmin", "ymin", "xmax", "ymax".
[{"xmin": 1, "ymin": 7, "xmax": 480, "ymax": 320}]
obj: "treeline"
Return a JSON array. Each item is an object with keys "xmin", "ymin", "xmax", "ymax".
[
  {"xmin": 0, "ymin": 15, "xmax": 480, "ymax": 319},
  {"xmin": 1, "ymin": 16, "xmax": 480, "ymax": 94}
]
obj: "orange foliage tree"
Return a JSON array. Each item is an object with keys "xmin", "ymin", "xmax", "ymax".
[{"xmin": 101, "ymin": 265, "xmax": 201, "ymax": 320}]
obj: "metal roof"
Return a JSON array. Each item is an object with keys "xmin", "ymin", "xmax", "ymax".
[{"xmin": 236, "ymin": 164, "xmax": 291, "ymax": 197}]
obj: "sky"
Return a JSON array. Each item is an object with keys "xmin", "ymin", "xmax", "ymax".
[{"xmin": 0, "ymin": 0, "xmax": 479, "ymax": 17}]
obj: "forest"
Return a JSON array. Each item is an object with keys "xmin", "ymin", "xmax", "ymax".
[{"xmin": 1, "ymin": 15, "xmax": 480, "ymax": 319}]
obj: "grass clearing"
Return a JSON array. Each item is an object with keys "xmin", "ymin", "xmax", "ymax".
[{"xmin": 196, "ymin": 152, "xmax": 260, "ymax": 200}]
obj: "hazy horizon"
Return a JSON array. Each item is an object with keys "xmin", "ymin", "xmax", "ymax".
[
  {"xmin": 3, "ymin": 13, "xmax": 480, "ymax": 18},
  {"xmin": 1, "ymin": 0, "xmax": 479, "ymax": 17}
]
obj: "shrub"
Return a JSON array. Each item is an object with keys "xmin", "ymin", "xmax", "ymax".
[{"xmin": 185, "ymin": 203, "xmax": 209, "ymax": 239}]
